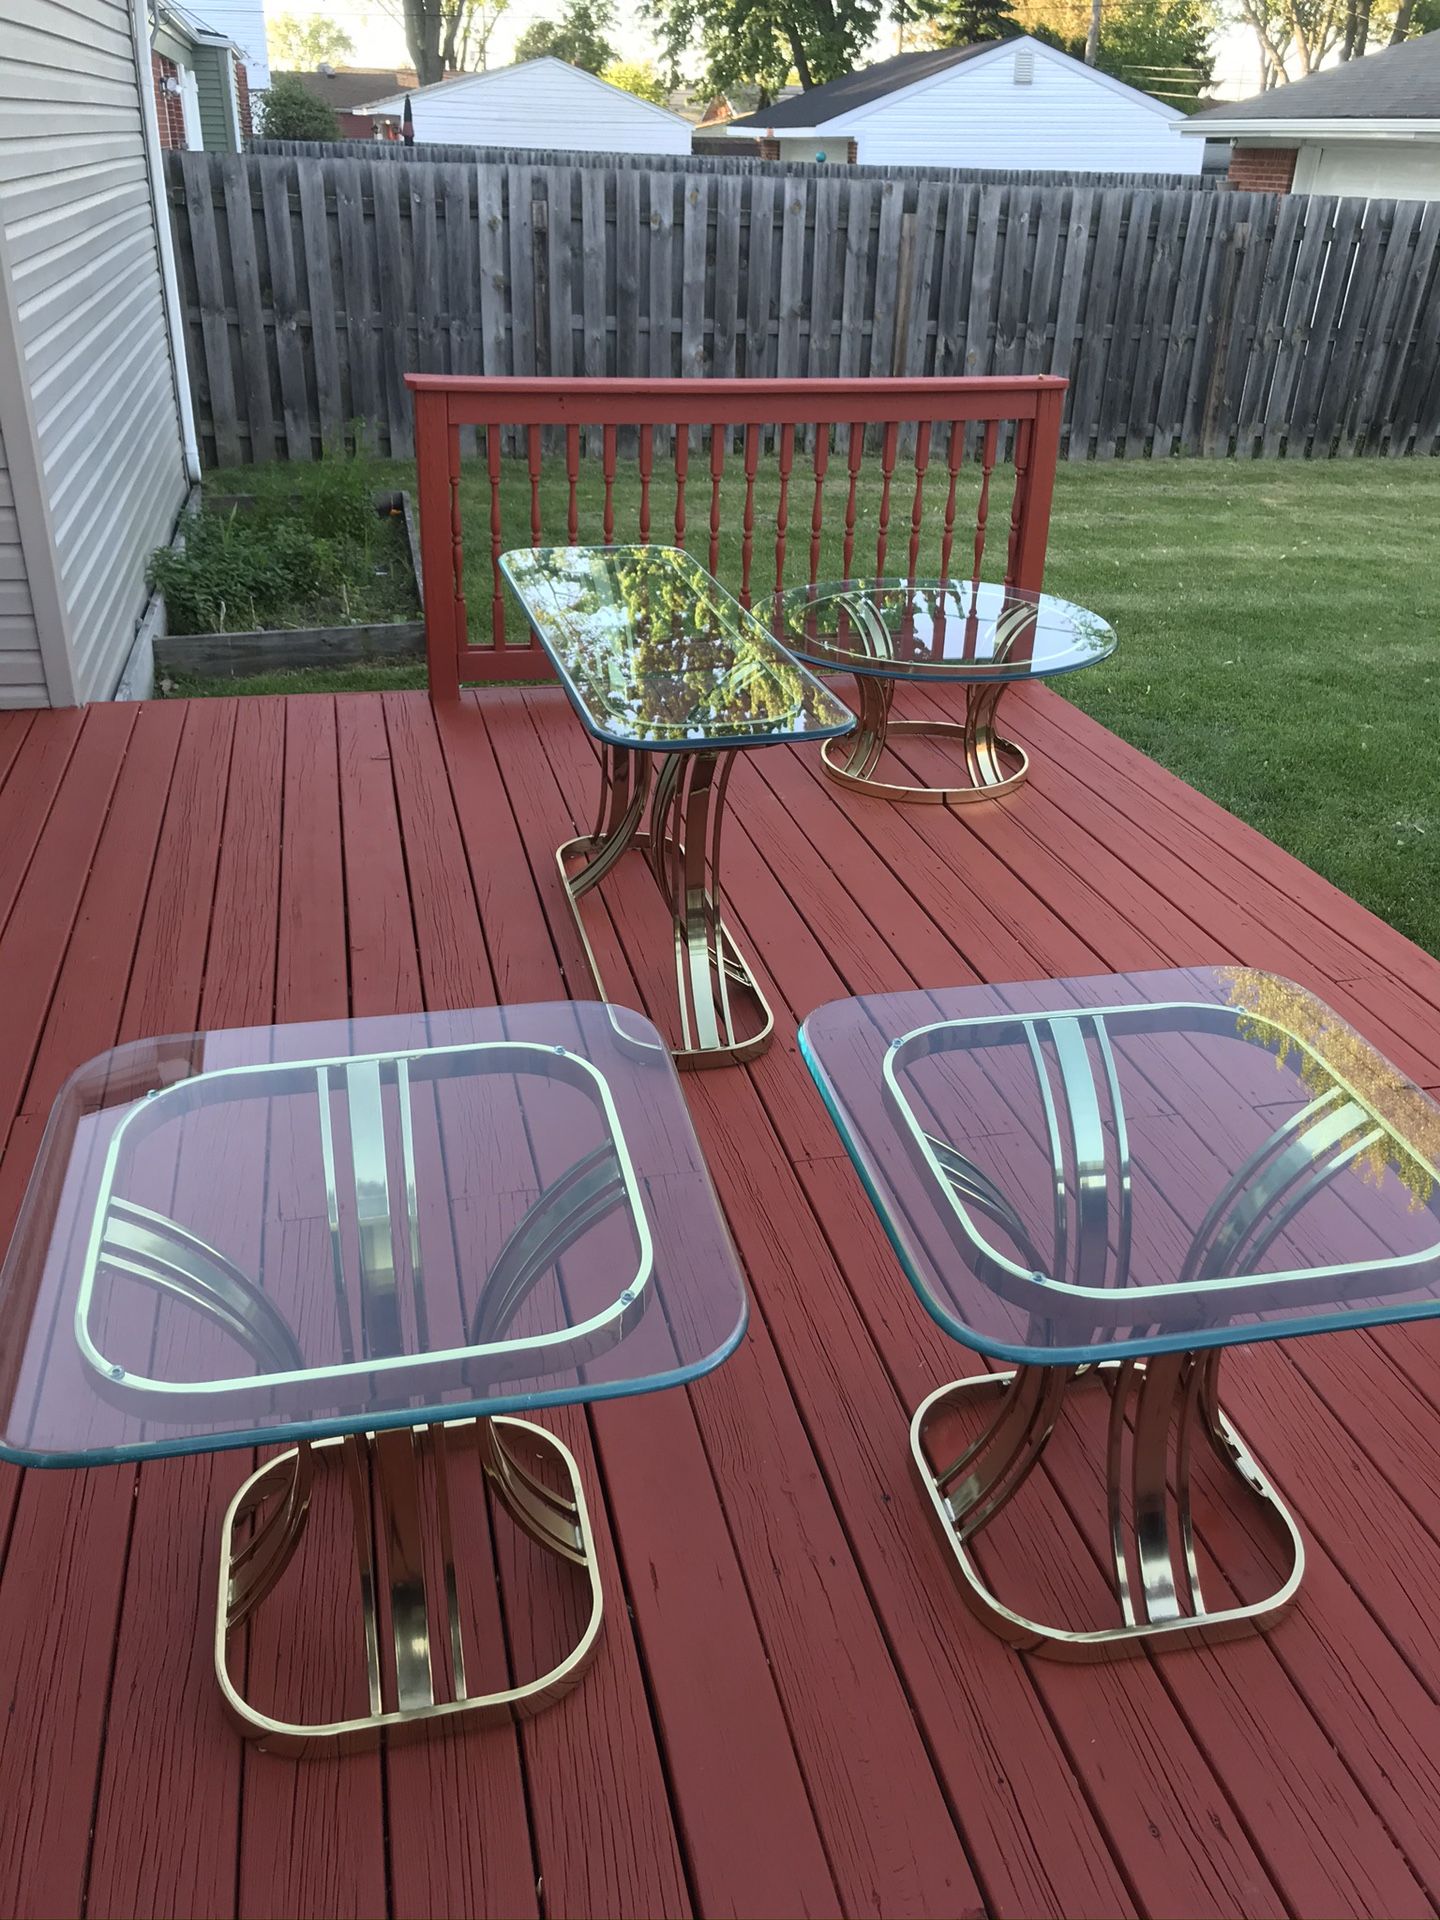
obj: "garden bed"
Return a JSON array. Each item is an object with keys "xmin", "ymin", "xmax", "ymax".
[{"xmin": 151, "ymin": 474, "xmax": 425, "ymax": 680}]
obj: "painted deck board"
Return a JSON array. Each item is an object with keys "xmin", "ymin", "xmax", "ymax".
[{"xmin": 0, "ymin": 686, "xmax": 1438, "ymax": 1919}]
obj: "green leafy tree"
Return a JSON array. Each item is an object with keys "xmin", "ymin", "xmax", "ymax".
[
  {"xmin": 514, "ymin": 0, "xmax": 617, "ymax": 70},
  {"xmin": 647, "ymin": 0, "xmax": 882, "ymax": 93},
  {"xmin": 259, "ymin": 71, "xmax": 341, "ymax": 139},
  {"xmin": 267, "ymin": 12, "xmax": 356, "ymax": 68},
  {"xmin": 1014, "ymin": 0, "xmax": 1211, "ymax": 100},
  {"xmin": 905, "ymin": 0, "xmax": 1019, "ymax": 43},
  {"xmin": 600, "ymin": 56, "xmax": 672, "ymax": 101}
]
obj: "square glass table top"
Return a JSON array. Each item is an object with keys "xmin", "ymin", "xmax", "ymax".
[
  {"xmin": 500, "ymin": 545, "xmax": 856, "ymax": 750},
  {"xmin": 772, "ymin": 579, "xmax": 1115, "ymax": 683},
  {"xmin": 0, "ymin": 1003, "xmax": 748, "ymax": 1467},
  {"xmin": 799, "ymin": 968, "xmax": 1440, "ymax": 1366}
]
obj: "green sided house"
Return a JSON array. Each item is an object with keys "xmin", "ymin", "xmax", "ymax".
[{"xmin": 150, "ymin": 1, "xmax": 252, "ymax": 154}]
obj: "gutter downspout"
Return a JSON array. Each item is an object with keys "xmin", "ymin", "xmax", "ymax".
[{"xmin": 131, "ymin": 0, "xmax": 203, "ymax": 482}]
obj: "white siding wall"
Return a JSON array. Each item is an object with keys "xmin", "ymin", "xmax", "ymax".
[
  {"xmin": 0, "ymin": 0, "xmax": 189, "ymax": 704},
  {"xmin": 0, "ymin": 422, "xmax": 47, "ymax": 707},
  {"xmin": 833, "ymin": 42, "xmax": 1201, "ymax": 174},
  {"xmin": 1292, "ymin": 139, "xmax": 1440, "ymax": 201},
  {"xmin": 392, "ymin": 60, "xmax": 692, "ymax": 154}
]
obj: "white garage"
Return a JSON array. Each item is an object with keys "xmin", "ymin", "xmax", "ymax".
[
  {"xmin": 726, "ymin": 38, "xmax": 1200, "ymax": 175},
  {"xmin": 359, "ymin": 55, "xmax": 693, "ymax": 155}
]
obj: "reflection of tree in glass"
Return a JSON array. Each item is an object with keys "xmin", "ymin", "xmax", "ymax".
[
  {"xmin": 605, "ymin": 549, "xmax": 810, "ymax": 738},
  {"xmin": 510, "ymin": 547, "xmax": 832, "ymax": 742},
  {"xmin": 1221, "ymin": 967, "xmax": 1440, "ymax": 1209}
]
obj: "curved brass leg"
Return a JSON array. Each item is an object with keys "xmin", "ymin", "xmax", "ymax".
[
  {"xmin": 821, "ymin": 675, "xmax": 1029, "ymax": 805},
  {"xmin": 558, "ymin": 743, "xmax": 773, "ymax": 1068},
  {"xmin": 911, "ymin": 1357, "xmax": 1304, "ymax": 1660},
  {"xmin": 215, "ymin": 1416, "xmax": 603, "ymax": 1754}
]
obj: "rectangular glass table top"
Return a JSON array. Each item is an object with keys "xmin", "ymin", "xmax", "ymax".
[
  {"xmin": 800, "ymin": 968, "xmax": 1440, "ymax": 1365},
  {"xmin": 772, "ymin": 579, "xmax": 1115, "ymax": 682},
  {"xmin": 0, "ymin": 1003, "xmax": 748, "ymax": 1466},
  {"xmin": 501, "ymin": 545, "xmax": 856, "ymax": 749}
]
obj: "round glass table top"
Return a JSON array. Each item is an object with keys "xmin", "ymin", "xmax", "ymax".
[
  {"xmin": 0, "ymin": 1002, "xmax": 749, "ymax": 1467},
  {"xmin": 772, "ymin": 578, "xmax": 1116, "ymax": 682},
  {"xmin": 800, "ymin": 968, "xmax": 1440, "ymax": 1366}
]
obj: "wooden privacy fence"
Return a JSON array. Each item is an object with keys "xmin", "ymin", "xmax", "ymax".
[
  {"xmin": 408, "ymin": 373, "xmax": 1065, "ymax": 694},
  {"xmin": 251, "ymin": 136, "xmax": 1215, "ymax": 189},
  {"xmin": 167, "ymin": 149, "xmax": 1440, "ymax": 469}
]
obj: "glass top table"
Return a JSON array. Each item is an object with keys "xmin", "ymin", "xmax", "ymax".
[
  {"xmin": 772, "ymin": 578, "xmax": 1117, "ymax": 804},
  {"xmin": 800, "ymin": 967, "xmax": 1440, "ymax": 1656},
  {"xmin": 503, "ymin": 546, "xmax": 855, "ymax": 1066},
  {"xmin": 0, "ymin": 1001, "xmax": 747, "ymax": 1747}
]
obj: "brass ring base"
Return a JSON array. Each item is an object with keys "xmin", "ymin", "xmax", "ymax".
[
  {"xmin": 912, "ymin": 1360, "xmax": 1304, "ymax": 1661},
  {"xmin": 216, "ymin": 1416, "xmax": 603, "ymax": 1754},
  {"xmin": 821, "ymin": 719, "xmax": 1029, "ymax": 805},
  {"xmin": 823, "ymin": 674, "xmax": 1030, "ymax": 805}
]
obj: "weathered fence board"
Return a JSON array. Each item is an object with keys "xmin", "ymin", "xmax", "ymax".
[
  {"xmin": 251, "ymin": 136, "xmax": 1217, "ymax": 190},
  {"xmin": 168, "ymin": 149, "xmax": 1440, "ymax": 467}
]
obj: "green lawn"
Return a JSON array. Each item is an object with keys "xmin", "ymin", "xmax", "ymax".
[{"xmin": 179, "ymin": 456, "xmax": 1440, "ymax": 958}]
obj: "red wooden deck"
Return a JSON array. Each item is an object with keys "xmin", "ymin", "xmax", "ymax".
[{"xmin": 3, "ymin": 681, "xmax": 1440, "ymax": 1920}]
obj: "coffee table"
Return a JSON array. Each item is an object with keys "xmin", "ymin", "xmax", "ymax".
[
  {"xmin": 502, "ymin": 545, "xmax": 854, "ymax": 1066},
  {"xmin": 772, "ymin": 578, "xmax": 1115, "ymax": 804},
  {"xmin": 0, "ymin": 1001, "xmax": 748, "ymax": 1750},
  {"xmin": 800, "ymin": 967, "xmax": 1440, "ymax": 1656}
]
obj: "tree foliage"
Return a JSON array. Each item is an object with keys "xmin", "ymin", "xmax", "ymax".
[
  {"xmin": 267, "ymin": 13, "xmax": 356, "ymax": 68},
  {"xmin": 904, "ymin": 0, "xmax": 1019, "ymax": 44},
  {"xmin": 1006, "ymin": 0, "xmax": 1211, "ymax": 99},
  {"xmin": 599, "ymin": 57, "xmax": 673, "ymax": 101},
  {"xmin": 259, "ymin": 71, "xmax": 341, "ymax": 139},
  {"xmin": 647, "ymin": 0, "xmax": 883, "ymax": 92},
  {"xmin": 514, "ymin": 0, "xmax": 618, "ymax": 71}
]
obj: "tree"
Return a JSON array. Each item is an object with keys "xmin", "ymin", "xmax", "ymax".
[
  {"xmin": 267, "ymin": 12, "xmax": 356, "ymax": 68},
  {"xmin": 454, "ymin": 0, "xmax": 509, "ymax": 68},
  {"xmin": 514, "ymin": 0, "xmax": 617, "ymax": 70},
  {"xmin": 1014, "ymin": 0, "xmax": 1212, "ymax": 101},
  {"xmin": 600, "ymin": 57, "xmax": 673, "ymax": 101},
  {"xmin": 908, "ymin": 0, "xmax": 1019, "ymax": 39},
  {"xmin": 646, "ymin": 0, "xmax": 882, "ymax": 93},
  {"xmin": 380, "ymin": 0, "xmax": 510, "ymax": 84},
  {"xmin": 259, "ymin": 72, "xmax": 341, "ymax": 138}
]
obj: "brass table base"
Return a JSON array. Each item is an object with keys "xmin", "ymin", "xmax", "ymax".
[
  {"xmin": 216, "ymin": 1415, "xmax": 602, "ymax": 1754},
  {"xmin": 559, "ymin": 742, "xmax": 774, "ymax": 1068},
  {"xmin": 823, "ymin": 675, "xmax": 1028, "ymax": 805},
  {"xmin": 912, "ymin": 1355, "xmax": 1304, "ymax": 1659}
]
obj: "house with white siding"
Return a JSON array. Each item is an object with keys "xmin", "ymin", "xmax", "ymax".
[
  {"xmin": 357, "ymin": 56, "xmax": 694, "ymax": 154},
  {"xmin": 0, "ymin": 0, "xmax": 196, "ymax": 706},
  {"xmin": 726, "ymin": 37, "xmax": 1201, "ymax": 175}
]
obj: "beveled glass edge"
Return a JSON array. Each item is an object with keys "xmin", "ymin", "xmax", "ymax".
[
  {"xmin": 500, "ymin": 543, "xmax": 859, "ymax": 750},
  {"xmin": 0, "ymin": 1291, "xmax": 751, "ymax": 1470},
  {"xmin": 774, "ymin": 576, "xmax": 1117, "ymax": 684},
  {"xmin": 799, "ymin": 997, "xmax": 1440, "ymax": 1368},
  {"xmin": 72, "ymin": 1037, "xmax": 655, "ymax": 1402}
]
